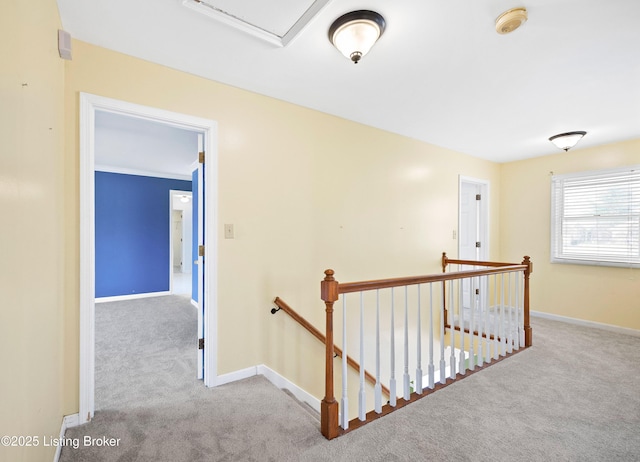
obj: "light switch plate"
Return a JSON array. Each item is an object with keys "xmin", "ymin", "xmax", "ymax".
[{"xmin": 224, "ymin": 224, "xmax": 234, "ymax": 239}]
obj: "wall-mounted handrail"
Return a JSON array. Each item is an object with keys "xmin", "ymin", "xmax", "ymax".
[{"xmin": 271, "ymin": 297, "xmax": 390, "ymax": 397}]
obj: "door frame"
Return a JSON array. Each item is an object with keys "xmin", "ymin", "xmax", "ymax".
[
  {"xmin": 79, "ymin": 93, "xmax": 219, "ymax": 423},
  {"xmin": 458, "ymin": 175, "xmax": 490, "ymax": 261},
  {"xmin": 169, "ymin": 189, "xmax": 193, "ymax": 294}
]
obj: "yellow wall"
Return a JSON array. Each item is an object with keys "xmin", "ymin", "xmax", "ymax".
[
  {"xmin": 500, "ymin": 139, "xmax": 640, "ymax": 330},
  {"xmin": 0, "ymin": 1, "xmax": 65, "ymax": 461},
  {"xmin": 63, "ymin": 40, "xmax": 502, "ymax": 407},
  {"xmin": 6, "ymin": 5, "xmax": 638, "ymax": 449}
]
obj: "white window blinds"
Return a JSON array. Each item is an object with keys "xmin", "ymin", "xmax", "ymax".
[{"xmin": 551, "ymin": 166, "xmax": 640, "ymax": 267}]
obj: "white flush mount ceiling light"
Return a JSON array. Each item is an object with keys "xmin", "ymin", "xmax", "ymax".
[
  {"xmin": 495, "ymin": 7, "xmax": 528, "ymax": 35},
  {"xmin": 329, "ymin": 10, "xmax": 386, "ymax": 63},
  {"xmin": 180, "ymin": 195, "xmax": 190, "ymax": 203},
  {"xmin": 549, "ymin": 131, "xmax": 587, "ymax": 151}
]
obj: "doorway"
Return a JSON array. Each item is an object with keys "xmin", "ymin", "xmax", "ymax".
[
  {"xmin": 458, "ymin": 176, "xmax": 489, "ymax": 262},
  {"xmin": 79, "ymin": 93, "xmax": 219, "ymax": 423},
  {"xmin": 170, "ymin": 190, "xmax": 193, "ymax": 296},
  {"xmin": 458, "ymin": 176, "xmax": 489, "ymax": 318}
]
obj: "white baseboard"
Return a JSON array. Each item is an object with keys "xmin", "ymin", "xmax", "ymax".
[
  {"xmin": 215, "ymin": 365, "xmax": 320, "ymax": 413},
  {"xmin": 190, "ymin": 299, "xmax": 198, "ymax": 308},
  {"xmin": 95, "ymin": 291, "xmax": 171, "ymax": 303},
  {"xmin": 257, "ymin": 365, "xmax": 321, "ymax": 413},
  {"xmin": 531, "ymin": 310, "xmax": 640, "ymax": 337},
  {"xmin": 53, "ymin": 414, "xmax": 80, "ymax": 462},
  {"xmin": 215, "ymin": 366, "xmax": 259, "ymax": 386}
]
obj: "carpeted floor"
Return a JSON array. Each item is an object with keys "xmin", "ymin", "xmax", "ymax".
[{"xmin": 61, "ymin": 296, "xmax": 640, "ymax": 461}]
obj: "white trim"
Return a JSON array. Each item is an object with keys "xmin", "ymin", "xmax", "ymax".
[
  {"xmin": 95, "ymin": 164, "xmax": 192, "ymax": 181},
  {"xmin": 191, "ymin": 298, "xmax": 198, "ymax": 308},
  {"xmin": 79, "ymin": 93, "xmax": 219, "ymax": 425},
  {"xmin": 215, "ymin": 365, "xmax": 260, "ymax": 385},
  {"xmin": 531, "ymin": 310, "xmax": 640, "ymax": 337},
  {"xmin": 257, "ymin": 365, "xmax": 321, "ymax": 413},
  {"xmin": 181, "ymin": 0, "xmax": 330, "ymax": 47},
  {"xmin": 79, "ymin": 95, "xmax": 95, "ymax": 424},
  {"xmin": 95, "ymin": 291, "xmax": 171, "ymax": 303},
  {"xmin": 53, "ymin": 414, "xmax": 80, "ymax": 462},
  {"xmin": 215, "ymin": 365, "xmax": 321, "ymax": 413}
]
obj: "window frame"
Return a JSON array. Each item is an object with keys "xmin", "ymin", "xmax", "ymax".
[{"xmin": 550, "ymin": 165, "xmax": 640, "ymax": 269}]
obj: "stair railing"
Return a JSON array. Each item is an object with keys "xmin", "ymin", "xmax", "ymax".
[
  {"xmin": 270, "ymin": 297, "xmax": 390, "ymax": 396},
  {"xmin": 320, "ymin": 254, "xmax": 533, "ymax": 439}
]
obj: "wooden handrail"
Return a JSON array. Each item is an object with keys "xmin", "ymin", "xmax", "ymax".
[
  {"xmin": 338, "ymin": 264, "xmax": 527, "ymax": 294},
  {"xmin": 271, "ymin": 297, "xmax": 390, "ymax": 396},
  {"xmin": 272, "ymin": 297, "xmax": 325, "ymax": 344},
  {"xmin": 442, "ymin": 252, "xmax": 523, "ymax": 269}
]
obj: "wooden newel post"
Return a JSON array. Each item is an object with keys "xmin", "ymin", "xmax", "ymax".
[
  {"xmin": 320, "ymin": 269, "xmax": 339, "ymax": 439},
  {"xmin": 441, "ymin": 252, "xmax": 448, "ymax": 327},
  {"xmin": 522, "ymin": 256, "xmax": 533, "ymax": 347}
]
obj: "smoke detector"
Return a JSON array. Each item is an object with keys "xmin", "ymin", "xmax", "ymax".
[{"xmin": 495, "ymin": 7, "xmax": 528, "ymax": 35}]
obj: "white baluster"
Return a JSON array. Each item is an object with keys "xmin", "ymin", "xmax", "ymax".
[
  {"xmin": 507, "ymin": 273, "xmax": 513, "ymax": 354},
  {"xmin": 359, "ymin": 292, "xmax": 366, "ymax": 421},
  {"xmin": 341, "ymin": 296, "xmax": 348, "ymax": 429},
  {"xmin": 403, "ymin": 286, "xmax": 411, "ymax": 400},
  {"xmin": 493, "ymin": 275, "xmax": 499, "ymax": 361},
  {"xmin": 458, "ymin": 276, "xmax": 466, "ymax": 376},
  {"xmin": 513, "ymin": 273, "xmax": 520, "ymax": 350},
  {"xmin": 500, "ymin": 273, "xmax": 507, "ymax": 356},
  {"xmin": 518, "ymin": 272, "xmax": 525, "ymax": 348},
  {"xmin": 477, "ymin": 275, "xmax": 484, "ymax": 367},
  {"xmin": 415, "ymin": 284, "xmax": 423, "ymax": 394},
  {"xmin": 390, "ymin": 288, "xmax": 397, "ymax": 407},
  {"xmin": 469, "ymin": 275, "xmax": 476, "ymax": 371},
  {"xmin": 428, "ymin": 283, "xmax": 435, "ymax": 389},
  {"xmin": 484, "ymin": 275, "xmax": 491, "ymax": 364},
  {"xmin": 374, "ymin": 289, "xmax": 382, "ymax": 414},
  {"xmin": 440, "ymin": 281, "xmax": 446, "ymax": 385},
  {"xmin": 449, "ymin": 279, "xmax": 456, "ymax": 380}
]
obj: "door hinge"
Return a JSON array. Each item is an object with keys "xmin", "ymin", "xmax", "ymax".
[
  {"xmin": 476, "ymin": 194, "xmax": 481, "ymax": 200},
  {"xmin": 198, "ymin": 245, "xmax": 205, "ymax": 257},
  {"xmin": 199, "ymin": 151, "xmax": 205, "ymax": 164},
  {"xmin": 475, "ymin": 288, "xmax": 480, "ymax": 295},
  {"xmin": 198, "ymin": 338, "xmax": 204, "ymax": 350},
  {"xmin": 475, "ymin": 241, "xmax": 481, "ymax": 248}
]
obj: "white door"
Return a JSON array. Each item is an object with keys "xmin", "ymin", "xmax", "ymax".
[
  {"xmin": 196, "ymin": 134, "xmax": 205, "ymax": 380},
  {"xmin": 459, "ymin": 177, "xmax": 489, "ymax": 324}
]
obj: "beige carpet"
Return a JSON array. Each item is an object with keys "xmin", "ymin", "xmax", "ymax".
[{"xmin": 61, "ymin": 296, "xmax": 640, "ymax": 461}]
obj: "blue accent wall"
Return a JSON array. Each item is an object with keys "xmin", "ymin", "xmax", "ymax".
[
  {"xmin": 191, "ymin": 169, "xmax": 199, "ymax": 302},
  {"xmin": 95, "ymin": 172, "xmax": 192, "ymax": 298}
]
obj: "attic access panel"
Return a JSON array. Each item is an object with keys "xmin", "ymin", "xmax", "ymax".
[{"xmin": 182, "ymin": 0, "xmax": 331, "ymax": 47}]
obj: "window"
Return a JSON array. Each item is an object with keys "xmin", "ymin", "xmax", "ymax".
[{"xmin": 551, "ymin": 166, "xmax": 640, "ymax": 268}]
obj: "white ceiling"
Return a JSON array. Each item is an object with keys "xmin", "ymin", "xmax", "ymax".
[
  {"xmin": 59, "ymin": 0, "xmax": 640, "ymax": 163},
  {"xmin": 95, "ymin": 110, "xmax": 198, "ymax": 179}
]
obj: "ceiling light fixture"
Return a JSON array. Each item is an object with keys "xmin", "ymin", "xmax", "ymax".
[
  {"xmin": 328, "ymin": 10, "xmax": 385, "ymax": 64},
  {"xmin": 180, "ymin": 195, "xmax": 190, "ymax": 203},
  {"xmin": 548, "ymin": 131, "xmax": 587, "ymax": 152},
  {"xmin": 495, "ymin": 7, "xmax": 528, "ymax": 35}
]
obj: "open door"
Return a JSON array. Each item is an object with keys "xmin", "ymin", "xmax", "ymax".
[{"xmin": 196, "ymin": 134, "xmax": 205, "ymax": 379}]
